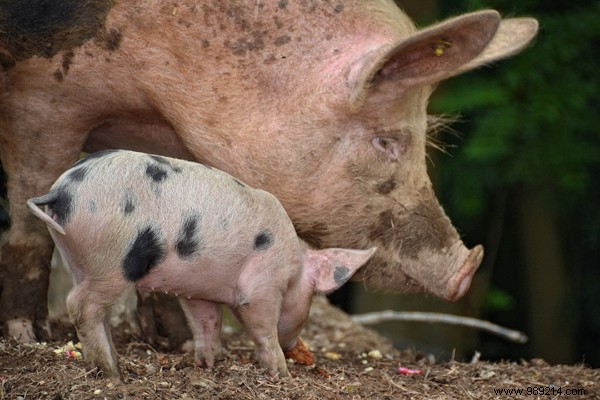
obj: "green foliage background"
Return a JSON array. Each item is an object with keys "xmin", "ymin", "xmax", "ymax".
[{"xmin": 434, "ymin": 0, "xmax": 599, "ymax": 214}]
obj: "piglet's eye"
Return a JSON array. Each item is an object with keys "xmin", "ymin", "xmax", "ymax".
[{"xmin": 372, "ymin": 137, "xmax": 399, "ymax": 161}]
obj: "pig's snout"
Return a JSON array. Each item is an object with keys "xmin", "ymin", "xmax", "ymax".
[
  {"xmin": 392, "ymin": 240, "xmax": 485, "ymax": 301},
  {"xmin": 444, "ymin": 244, "xmax": 484, "ymax": 301}
]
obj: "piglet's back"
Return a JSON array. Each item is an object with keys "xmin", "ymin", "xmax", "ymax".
[{"xmin": 50, "ymin": 150, "xmax": 294, "ymax": 268}]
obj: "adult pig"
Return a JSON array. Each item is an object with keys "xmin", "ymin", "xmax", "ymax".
[
  {"xmin": 0, "ymin": 1, "xmax": 538, "ymax": 342},
  {"xmin": 27, "ymin": 150, "xmax": 376, "ymax": 378}
]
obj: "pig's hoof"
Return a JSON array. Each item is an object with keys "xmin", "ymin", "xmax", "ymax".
[
  {"xmin": 261, "ymin": 357, "xmax": 290, "ymax": 378},
  {"xmin": 193, "ymin": 355, "xmax": 218, "ymax": 369},
  {"xmin": 89, "ymin": 361, "xmax": 122, "ymax": 383},
  {"xmin": 96, "ymin": 369, "xmax": 123, "ymax": 383},
  {"xmin": 268, "ymin": 367, "xmax": 290, "ymax": 378},
  {"xmin": 194, "ymin": 360, "xmax": 214, "ymax": 369},
  {"xmin": 181, "ymin": 339, "xmax": 194, "ymax": 353},
  {"xmin": 7, "ymin": 318, "xmax": 36, "ymax": 343}
]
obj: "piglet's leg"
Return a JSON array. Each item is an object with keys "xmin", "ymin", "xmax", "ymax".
[
  {"xmin": 235, "ymin": 296, "xmax": 288, "ymax": 377},
  {"xmin": 66, "ymin": 280, "xmax": 125, "ymax": 381},
  {"xmin": 178, "ymin": 298, "xmax": 222, "ymax": 368}
]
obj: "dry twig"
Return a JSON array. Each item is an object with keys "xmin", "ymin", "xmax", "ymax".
[{"xmin": 351, "ymin": 311, "xmax": 528, "ymax": 343}]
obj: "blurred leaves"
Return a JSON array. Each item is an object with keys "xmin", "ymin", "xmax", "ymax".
[
  {"xmin": 431, "ymin": 1, "xmax": 600, "ymax": 219},
  {"xmin": 483, "ymin": 287, "xmax": 516, "ymax": 313}
]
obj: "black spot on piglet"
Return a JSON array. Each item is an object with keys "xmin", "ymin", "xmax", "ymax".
[
  {"xmin": 66, "ymin": 166, "xmax": 89, "ymax": 183},
  {"xmin": 253, "ymin": 230, "xmax": 274, "ymax": 251},
  {"xmin": 148, "ymin": 155, "xmax": 183, "ymax": 173},
  {"xmin": 50, "ymin": 187, "xmax": 74, "ymax": 226},
  {"xmin": 122, "ymin": 226, "xmax": 166, "ymax": 281},
  {"xmin": 30, "ymin": 187, "xmax": 74, "ymax": 226},
  {"xmin": 333, "ymin": 265, "xmax": 350, "ymax": 286},
  {"xmin": 121, "ymin": 190, "xmax": 137, "ymax": 216},
  {"xmin": 176, "ymin": 214, "xmax": 202, "ymax": 259},
  {"xmin": 145, "ymin": 163, "xmax": 168, "ymax": 183}
]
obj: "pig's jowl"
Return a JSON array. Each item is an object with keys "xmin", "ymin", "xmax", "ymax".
[{"xmin": 0, "ymin": 1, "xmax": 538, "ymax": 342}]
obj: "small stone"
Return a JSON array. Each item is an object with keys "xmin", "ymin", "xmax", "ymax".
[
  {"xmin": 368, "ymin": 350, "xmax": 383, "ymax": 360},
  {"xmin": 324, "ymin": 352, "xmax": 341, "ymax": 361}
]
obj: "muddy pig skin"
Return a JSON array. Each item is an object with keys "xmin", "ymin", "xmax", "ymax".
[{"xmin": 27, "ymin": 150, "xmax": 376, "ymax": 379}]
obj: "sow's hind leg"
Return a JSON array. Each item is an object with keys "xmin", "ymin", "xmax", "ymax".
[{"xmin": 66, "ymin": 275, "xmax": 130, "ymax": 381}]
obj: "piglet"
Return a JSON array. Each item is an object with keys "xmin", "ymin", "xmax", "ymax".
[{"xmin": 27, "ymin": 150, "xmax": 375, "ymax": 380}]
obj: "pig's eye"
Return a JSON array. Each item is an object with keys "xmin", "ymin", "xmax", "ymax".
[{"xmin": 372, "ymin": 137, "xmax": 399, "ymax": 160}]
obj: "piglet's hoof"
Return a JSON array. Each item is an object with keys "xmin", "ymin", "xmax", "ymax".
[{"xmin": 284, "ymin": 339, "xmax": 314, "ymax": 365}]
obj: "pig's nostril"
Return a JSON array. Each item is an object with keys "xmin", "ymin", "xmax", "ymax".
[
  {"xmin": 456, "ymin": 274, "xmax": 473, "ymax": 299},
  {"xmin": 446, "ymin": 244, "xmax": 484, "ymax": 301}
]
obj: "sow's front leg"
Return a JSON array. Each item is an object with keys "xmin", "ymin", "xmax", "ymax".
[
  {"xmin": 178, "ymin": 298, "xmax": 223, "ymax": 368},
  {"xmin": 0, "ymin": 165, "xmax": 55, "ymax": 341},
  {"xmin": 0, "ymin": 229, "xmax": 53, "ymax": 342}
]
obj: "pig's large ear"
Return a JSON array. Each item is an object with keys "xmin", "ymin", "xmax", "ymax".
[
  {"xmin": 303, "ymin": 247, "xmax": 376, "ymax": 293},
  {"xmin": 348, "ymin": 10, "xmax": 538, "ymax": 109},
  {"xmin": 454, "ymin": 17, "xmax": 539, "ymax": 75}
]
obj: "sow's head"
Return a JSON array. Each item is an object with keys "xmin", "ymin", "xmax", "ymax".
[{"xmin": 267, "ymin": 10, "xmax": 538, "ymax": 301}]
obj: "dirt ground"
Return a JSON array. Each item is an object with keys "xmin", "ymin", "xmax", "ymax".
[{"xmin": 1, "ymin": 296, "xmax": 598, "ymax": 400}]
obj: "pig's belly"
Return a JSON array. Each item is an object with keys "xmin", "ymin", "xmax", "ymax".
[
  {"xmin": 134, "ymin": 254, "xmax": 240, "ymax": 305},
  {"xmin": 84, "ymin": 116, "xmax": 195, "ymax": 160}
]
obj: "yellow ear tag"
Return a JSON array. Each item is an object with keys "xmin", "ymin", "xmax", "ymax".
[{"xmin": 433, "ymin": 40, "xmax": 452, "ymax": 57}]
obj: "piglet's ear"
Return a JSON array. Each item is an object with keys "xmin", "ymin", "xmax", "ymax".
[
  {"xmin": 303, "ymin": 247, "xmax": 376, "ymax": 293},
  {"xmin": 348, "ymin": 10, "xmax": 502, "ymax": 109}
]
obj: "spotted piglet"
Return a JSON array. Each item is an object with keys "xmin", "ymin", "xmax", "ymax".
[{"xmin": 27, "ymin": 150, "xmax": 375, "ymax": 380}]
